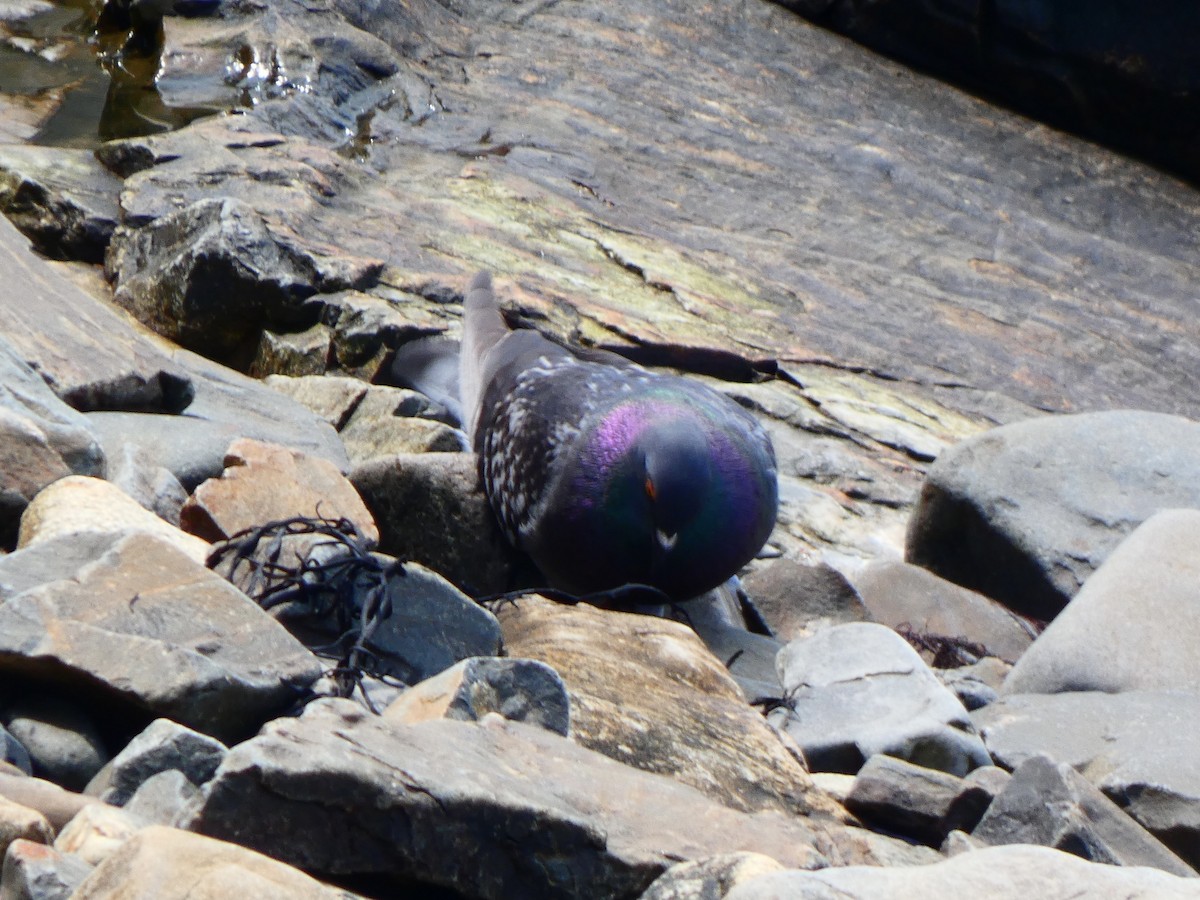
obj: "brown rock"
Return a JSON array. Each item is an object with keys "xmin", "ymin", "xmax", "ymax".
[
  {"xmin": 852, "ymin": 559, "xmax": 1035, "ymax": 664},
  {"xmin": 741, "ymin": 559, "xmax": 869, "ymax": 640},
  {"xmin": 0, "ymin": 772, "xmax": 103, "ymax": 831},
  {"xmin": 71, "ymin": 825, "xmax": 350, "ymax": 900},
  {"xmin": 497, "ymin": 596, "xmax": 841, "ymax": 820},
  {"xmin": 640, "ymin": 853, "xmax": 785, "ymax": 900},
  {"xmin": 181, "ymin": 438, "xmax": 378, "ymax": 544},
  {"xmin": 263, "ymin": 374, "xmax": 368, "ymax": 430},
  {"xmin": 0, "ymin": 795, "xmax": 53, "ymax": 857},
  {"xmin": 53, "ymin": 804, "xmax": 144, "ymax": 867}
]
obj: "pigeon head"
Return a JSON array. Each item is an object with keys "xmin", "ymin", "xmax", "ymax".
[{"xmin": 530, "ymin": 388, "xmax": 778, "ymax": 600}]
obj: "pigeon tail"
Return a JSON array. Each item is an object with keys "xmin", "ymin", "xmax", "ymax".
[
  {"xmin": 390, "ymin": 336, "xmax": 464, "ymax": 426},
  {"xmin": 461, "ymin": 271, "xmax": 512, "ymax": 440}
]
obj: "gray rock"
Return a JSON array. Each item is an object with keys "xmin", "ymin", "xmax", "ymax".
[
  {"xmin": 0, "ymin": 144, "xmax": 121, "ymax": 263},
  {"xmin": 319, "ymin": 289, "xmax": 445, "ymax": 380},
  {"xmin": 1, "ymin": 838, "xmax": 94, "ymax": 900},
  {"xmin": 0, "ymin": 696, "xmax": 107, "ymax": 792},
  {"xmin": 972, "ymin": 754, "xmax": 1195, "ymax": 877},
  {"xmin": 722, "ymin": 845, "xmax": 1200, "ymax": 900},
  {"xmin": 937, "ymin": 656, "xmax": 1010, "ymax": 711},
  {"xmin": 87, "ymin": 393, "xmax": 349, "ymax": 492},
  {"xmin": 363, "ymin": 563, "xmax": 502, "ymax": 684},
  {"xmin": 1005, "ymin": 508, "xmax": 1200, "ymax": 695},
  {"xmin": 0, "ymin": 532, "xmax": 321, "ymax": 741},
  {"xmin": 973, "ymin": 691, "xmax": 1200, "ymax": 869},
  {"xmin": 102, "ymin": 443, "xmax": 188, "ymax": 526},
  {"xmin": 769, "ymin": 622, "xmax": 991, "ymax": 776},
  {"xmin": 844, "ymin": 754, "xmax": 964, "ymax": 845},
  {"xmin": 351, "ymin": 452, "xmax": 513, "ymax": 596},
  {"xmin": 0, "ymin": 215, "xmax": 192, "ymax": 414},
  {"xmin": 83, "ymin": 719, "xmax": 227, "ymax": 807},
  {"xmin": 907, "ymin": 411, "xmax": 1200, "ymax": 620},
  {"xmin": 0, "ymin": 335, "xmax": 106, "ymax": 542},
  {"xmin": 852, "ymin": 559, "xmax": 1035, "ymax": 664},
  {"xmin": 741, "ymin": 559, "xmax": 869, "ymax": 641},
  {"xmin": 186, "ymin": 700, "xmax": 877, "ymax": 898},
  {"xmin": 940, "ymin": 764, "xmax": 1010, "ymax": 835},
  {"xmin": 0, "ymin": 533, "xmax": 125, "ymax": 602},
  {"xmin": 106, "ymin": 197, "xmax": 327, "ymax": 363},
  {"xmin": 0, "ymin": 725, "xmax": 31, "ymax": 775},
  {"xmin": 121, "ymin": 770, "xmax": 202, "ymax": 827},
  {"xmin": 383, "ymin": 657, "xmax": 569, "ymax": 736}
]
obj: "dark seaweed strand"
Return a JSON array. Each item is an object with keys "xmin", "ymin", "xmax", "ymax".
[{"xmin": 207, "ymin": 515, "xmax": 409, "ymax": 712}]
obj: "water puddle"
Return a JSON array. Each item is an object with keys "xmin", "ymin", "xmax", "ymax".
[{"xmin": 0, "ymin": 0, "xmax": 213, "ymax": 147}]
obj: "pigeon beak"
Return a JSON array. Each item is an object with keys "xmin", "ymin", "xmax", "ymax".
[{"xmin": 656, "ymin": 528, "xmax": 678, "ymax": 552}]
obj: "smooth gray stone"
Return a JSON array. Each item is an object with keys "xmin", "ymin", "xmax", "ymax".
[
  {"xmin": 769, "ymin": 622, "xmax": 991, "ymax": 776},
  {"xmin": 0, "ymin": 695, "xmax": 107, "ymax": 792},
  {"xmin": 84, "ymin": 718, "xmax": 228, "ymax": 806},
  {"xmin": 0, "ymin": 532, "xmax": 321, "ymax": 742},
  {"xmin": 351, "ymin": 452, "xmax": 514, "ymax": 596},
  {"xmin": 0, "ymin": 722, "xmax": 32, "ymax": 774},
  {"xmin": 972, "ymin": 754, "xmax": 1195, "ymax": 878},
  {"xmin": 122, "ymin": 769, "xmax": 202, "ymax": 827},
  {"xmin": 907, "ymin": 411, "xmax": 1200, "ymax": 621},
  {"xmin": 0, "ymin": 533, "xmax": 125, "ymax": 602},
  {"xmin": 844, "ymin": 754, "xmax": 964, "ymax": 845},
  {"xmin": 741, "ymin": 559, "xmax": 869, "ymax": 641},
  {"xmin": 1005, "ymin": 509, "xmax": 1200, "ymax": 695},
  {"xmin": 363, "ymin": 563, "xmax": 502, "ymax": 684},
  {"xmin": 103, "ymin": 442, "xmax": 188, "ymax": 526},
  {"xmin": 974, "ymin": 690, "xmax": 1200, "ymax": 869}
]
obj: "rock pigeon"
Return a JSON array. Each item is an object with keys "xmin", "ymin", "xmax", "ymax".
[{"xmin": 457, "ymin": 271, "xmax": 778, "ymax": 601}]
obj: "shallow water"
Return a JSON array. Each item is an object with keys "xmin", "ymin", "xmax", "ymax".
[{"xmin": 0, "ymin": 0, "xmax": 210, "ymax": 147}]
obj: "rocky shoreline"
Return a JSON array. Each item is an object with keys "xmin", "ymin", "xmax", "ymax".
[{"xmin": 1, "ymin": 0, "xmax": 1199, "ymax": 897}]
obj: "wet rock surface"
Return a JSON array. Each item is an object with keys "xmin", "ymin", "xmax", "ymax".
[{"xmin": 0, "ymin": 0, "xmax": 1199, "ymax": 894}]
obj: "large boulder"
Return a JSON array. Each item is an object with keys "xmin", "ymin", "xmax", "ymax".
[
  {"xmin": 1004, "ymin": 508, "xmax": 1200, "ymax": 694},
  {"xmin": 187, "ymin": 699, "xmax": 893, "ymax": 899},
  {"xmin": 906, "ymin": 411, "xmax": 1200, "ymax": 620}
]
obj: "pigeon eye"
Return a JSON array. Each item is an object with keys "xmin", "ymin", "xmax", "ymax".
[{"xmin": 645, "ymin": 476, "xmax": 656, "ymax": 501}]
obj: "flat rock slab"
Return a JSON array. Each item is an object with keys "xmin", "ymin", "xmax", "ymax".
[
  {"xmin": 907, "ymin": 411, "xmax": 1200, "ymax": 620},
  {"xmin": 770, "ymin": 622, "xmax": 990, "ymax": 776},
  {"xmin": 722, "ymin": 844, "xmax": 1200, "ymax": 900},
  {"xmin": 974, "ymin": 690, "xmax": 1200, "ymax": 869},
  {"xmin": 0, "ymin": 214, "xmax": 191, "ymax": 413},
  {"xmin": 1004, "ymin": 508, "xmax": 1200, "ymax": 694},
  {"xmin": 498, "ymin": 596, "xmax": 837, "ymax": 820},
  {"xmin": 189, "ymin": 699, "xmax": 850, "ymax": 899},
  {"xmin": 0, "ymin": 532, "xmax": 321, "ymax": 741}
]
